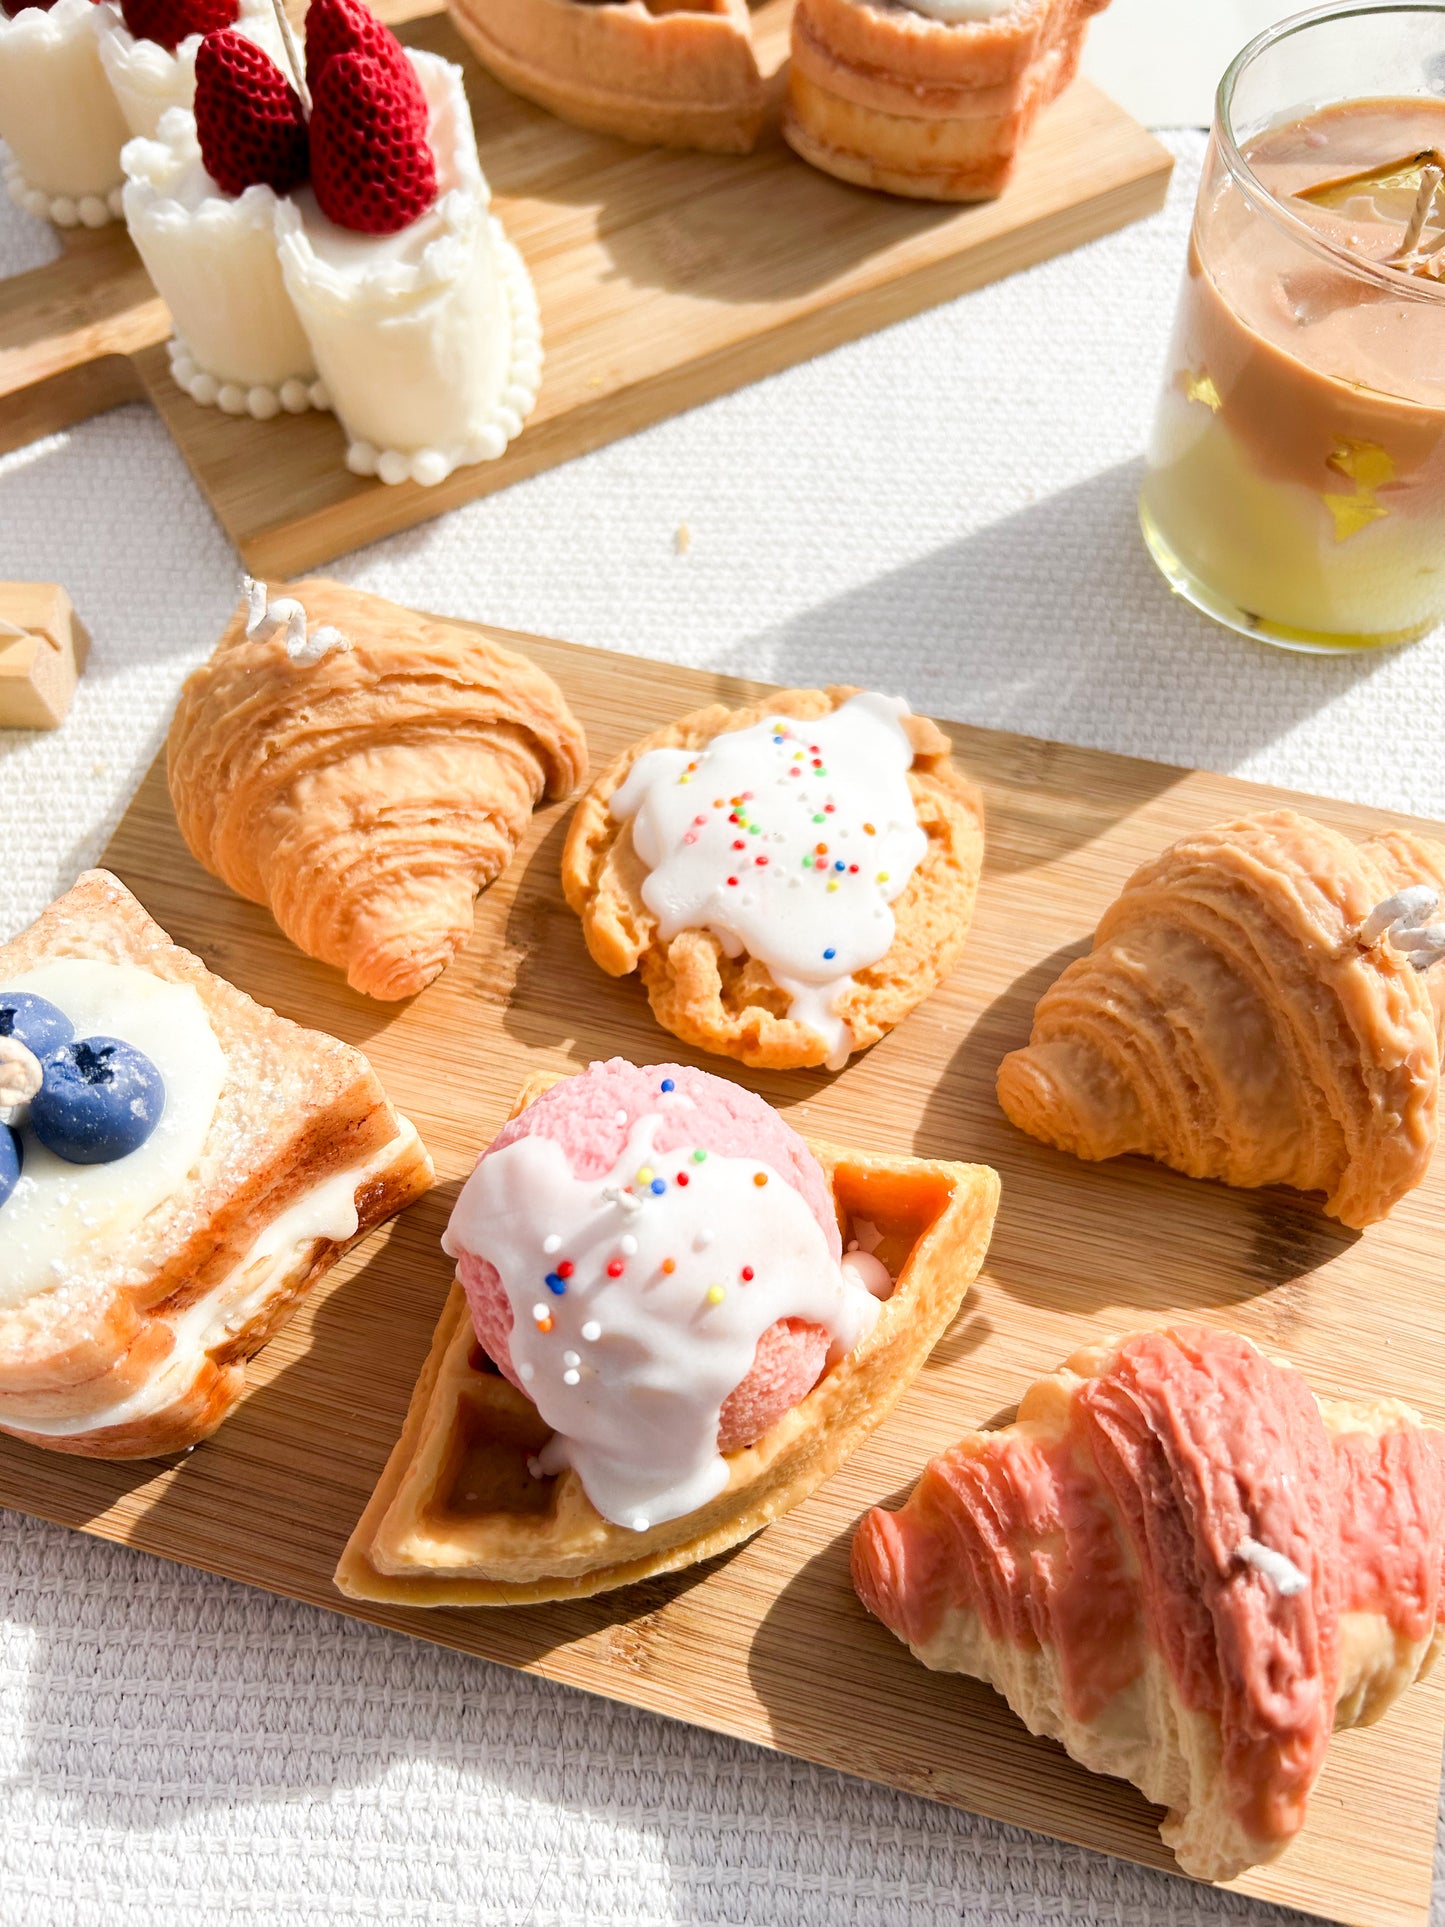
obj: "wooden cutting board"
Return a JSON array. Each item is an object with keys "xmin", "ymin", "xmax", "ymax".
[
  {"xmin": 0, "ymin": 0, "xmax": 1170, "ymax": 574},
  {"xmin": 1, "ymin": 621, "xmax": 1439, "ymax": 1927}
]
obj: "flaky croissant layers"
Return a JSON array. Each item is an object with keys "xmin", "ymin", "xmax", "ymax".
[
  {"xmin": 998, "ymin": 810, "xmax": 1445, "ymax": 1227},
  {"xmin": 168, "ymin": 580, "xmax": 587, "ymax": 1001}
]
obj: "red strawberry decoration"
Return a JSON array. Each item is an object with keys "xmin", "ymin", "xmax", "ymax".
[
  {"xmin": 119, "ymin": 0, "xmax": 237, "ymax": 52},
  {"xmin": 309, "ymin": 48, "xmax": 436, "ymax": 234},
  {"xmin": 303, "ymin": 0, "xmax": 426, "ymax": 132},
  {"xmin": 194, "ymin": 31, "xmax": 310, "ymax": 197}
]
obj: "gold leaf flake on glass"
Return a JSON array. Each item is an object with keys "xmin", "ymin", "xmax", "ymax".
[
  {"xmin": 1183, "ymin": 369, "xmax": 1222, "ymax": 412},
  {"xmin": 1323, "ymin": 439, "xmax": 1395, "ymax": 542}
]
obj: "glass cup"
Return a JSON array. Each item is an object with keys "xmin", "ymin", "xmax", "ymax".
[{"xmin": 1139, "ymin": 2, "xmax": 1445, "ymax": 652}]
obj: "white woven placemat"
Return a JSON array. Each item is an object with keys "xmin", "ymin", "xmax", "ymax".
[{"xmin": 2, "ymin": 131, "xmax": 1441, "ymax": 1926}]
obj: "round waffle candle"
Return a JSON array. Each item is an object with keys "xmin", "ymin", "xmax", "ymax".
[
  {"xmin": 564, "ymin": 688, "xmax": 984, "ymax": 1072},
  {"xmin": 442, "ymin": 1060, "xmax": 887, "ymax": 1532}
]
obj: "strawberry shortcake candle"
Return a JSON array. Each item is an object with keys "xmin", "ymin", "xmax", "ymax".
[
  {"xmin": 119, "ymin": 0, "xmax": 541, "ymax": 468},
  {"xmin": 273, "ymin": 0, "xmax": 541, "ymax": 486},
  {"xmin": 122, "ymin": 33, "xmax": 322, "ymax": 417},
  {"xmin": 0, "ymin": 0, "xmax": 131, "ymax": 225},
  {"xmin": 95, "ymin": 0, "xmax": 293, "ymax": 140}
]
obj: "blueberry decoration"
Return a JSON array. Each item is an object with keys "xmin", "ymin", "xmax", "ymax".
[
  {"xmin": 0, "ymin": 1124, "xmax": 20, "ymax": 1208},
  {"xmin": 0, "ymin": 991, "xmax": 73, "ymax": 1060},
  {"xmin": 30, "ymin": 1037, "xmax": 166, "ymax": 1166}
]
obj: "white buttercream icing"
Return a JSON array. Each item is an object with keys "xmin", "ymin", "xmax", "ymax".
[
  {"xmin": 609, "ymin": 693, "xmax": 928, "ymax": 1070},
  {"xmin": 0, "ymin": 0, "xmax": 129, "ymax": 223},
  {"xmin": 0, "ymin": 959, "xmax": 227, "ymax": 1308},
  {"xmin": 274, "ymin": 49, "xmax": 542, "ymax": 488},
  {"xmin": 95, "ymin": 0, "xmax": 293, "ymax": 141},
  {"xmin": 443, "ymin": 1114, "xmax": 879, "ymax": 1531},
  {"xmin": 123, "ymin": 107, "xmax": 322, "ymax": 404},
  {"xmin": 3, "ymin": 1118, "xmax": 420, "ymax": 1437}
]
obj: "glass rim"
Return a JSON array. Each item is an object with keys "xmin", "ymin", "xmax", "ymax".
[{"xmin": 1214, "ymin": 0, "xmax": 1445, "ymax": 302}]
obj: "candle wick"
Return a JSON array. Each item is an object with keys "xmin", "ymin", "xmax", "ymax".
[
  {"xmin": 1391, "ymin": 161, "xmax": 1444, "ymax": 268},
  {"xmin": 270, "ymin": 0, "xmax": 310, "ymax": 113}
]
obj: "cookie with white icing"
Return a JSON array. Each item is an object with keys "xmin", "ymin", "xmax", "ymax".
[{"xmin": 562, "ymin": 686, "xmax": 984, "ymax": 1071}]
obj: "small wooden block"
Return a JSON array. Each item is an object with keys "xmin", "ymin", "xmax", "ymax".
[{"xmin": 0, "ymin": 581, "xmax": 91, "ymax": 729}]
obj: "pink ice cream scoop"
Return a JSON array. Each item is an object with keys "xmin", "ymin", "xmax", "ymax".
[{"xmin": 454, "ymin": 1059, "xmax": 840, "ymax": 1452}]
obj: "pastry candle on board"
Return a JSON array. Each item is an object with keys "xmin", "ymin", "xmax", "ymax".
[
  {"xmin": 1139, "ymin": 6, "xmax": 1445, "ymax": 652},
  {"xmin": 609, "ymin": 693, "xmax": 928, "ymax": 1070}
]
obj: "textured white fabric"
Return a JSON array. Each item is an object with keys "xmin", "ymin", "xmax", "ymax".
[{"xmin": 1, "ymin": 131, "xmax": 1441, "ymax": 1925}]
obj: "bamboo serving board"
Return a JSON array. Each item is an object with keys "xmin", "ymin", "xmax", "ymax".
[
  {"xmin": 0, "ymin": 1, "xmax": 1171, "ymax": 573},
  {"xmin": 1, "ymin": 623, "xmax": 1441, "ymax": 1927}
]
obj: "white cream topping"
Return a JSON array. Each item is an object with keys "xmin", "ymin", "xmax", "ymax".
[
  {"xmin": 4, "ymin": 1118, "xmax": 420, "ymax": 1437},
  {"xmin": 0, "ymin": 960, "xmax": 227, "ymax": 1308},
  {"xmin": 443, "ymin": 1114, "xmax": 880, "ymax": 1531},
  {"xmin": 609, "ymin": 693, "xmax": 928, "ymax": 1071},
  {"xmin": 894, "ymin": 0, "xmax": 1013, "ymax": 19}
]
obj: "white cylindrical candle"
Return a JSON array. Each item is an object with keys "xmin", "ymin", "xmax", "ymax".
[
  {"xmin": 0, "ymin": 0, "xmax": 130, "ymax": 226},
  {"xmin": 95, "ymin": 0, "xmax": 294, "ymax": 142},
  {"xmin": 274, "ymin": 50, "xmax": 541, "ymax": 487},
  {"xmin": 122, "ymin": 108, "xmax": 323, "ymax": 418}
]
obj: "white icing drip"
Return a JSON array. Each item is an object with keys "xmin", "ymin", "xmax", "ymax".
[
  {"xmin": 443, "ymin": 1114, "xmax": 879, "ymax": 1529},
  {"xmin": 0, "ymin": 960, "xmax": 227, "ymax": 1307},
  {"xmin": 894, "ymin": 0, "xmax": 1013, "ymax": 19},
  {"xmin": 1237, "ymin": 1537, "xmax": 1309, "ymax": 1597},
  {"xmin": 609, "ymin": 693, "xmax": 928, "ymax": 1070},
  {"xmin": 3, "ymin": 1119, "xmax": 419, "ymax": 1437}
]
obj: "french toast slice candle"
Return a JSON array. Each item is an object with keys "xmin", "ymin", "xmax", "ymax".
[{"xmin": 1140, "ymin": 6, "xmax": 1445, "ymax": 652}]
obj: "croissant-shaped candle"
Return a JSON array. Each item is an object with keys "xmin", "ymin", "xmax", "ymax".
[
  {"xmin": 853, "ymin": 1326, "xmax": 1445, "ymax": 1880},
  {"xmin": 996, "ymin": 809, "xmax": 1445, "ymax": 1227},
  {"xmin": 168, "ymin": 579, "xmax": 588, "ymax": 1001}
]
